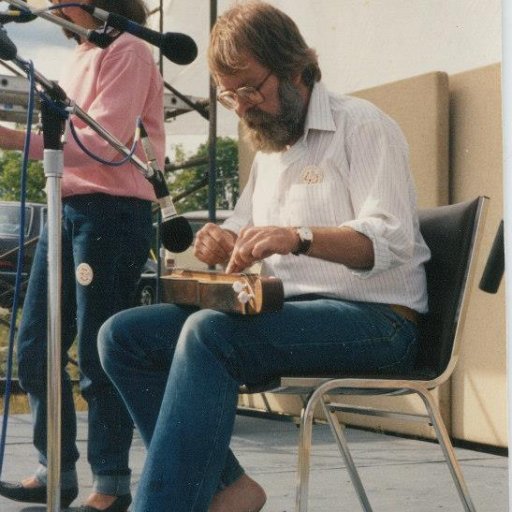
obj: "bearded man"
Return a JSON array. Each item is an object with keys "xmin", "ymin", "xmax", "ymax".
[{"xmin": 97, "ymin": 2, "xmax": 430, "ymax": 512}]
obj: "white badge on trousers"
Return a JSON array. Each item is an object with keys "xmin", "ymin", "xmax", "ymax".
[{"xmin": 76, "ymin": 262, "xmax": 94, "ymax": 286}]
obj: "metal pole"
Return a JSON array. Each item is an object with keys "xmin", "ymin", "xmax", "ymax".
[
  {"xmin": 155, "ymin": 0, "xmax": 164, "ymax": 296},
  {"xmin": 45, "ymin": 151, "xmax": 62, "ymax": 512},
  {"xmin": 159, "ymin": 0, "xmax": 164, "ymax": 72},
  {"xmin": 208, "ymin": 0, "xmax": 217, "ymax": 224},
  {"xmin": 502, "ymin": 1, "xmax": 512, "ymax": 509},
  {"xmin": 40, "ymin": 99, "xmax": 65, "ymax": 512}
]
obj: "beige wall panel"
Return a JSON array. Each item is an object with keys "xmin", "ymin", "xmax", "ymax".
[
  {"xmin": 449, "ymin": 63, "xmax": 506, "ymax": 447},
  {"xmin": 352, "ymin": 71, "xmax": 449, "ymax": 208},
  {"xmin": 238, "ymin": 72, "xmax": 451, "ymax": 439}
]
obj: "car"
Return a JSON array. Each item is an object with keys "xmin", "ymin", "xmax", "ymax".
[
  {"xmin": 0, "ymin": 201, "xmax": 47, "ymax": 309},
  {"xmin": 134, "ymin": 258, "xmax": 159, "ymax": 306}
]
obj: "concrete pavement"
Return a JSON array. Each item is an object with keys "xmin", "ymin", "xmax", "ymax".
[{"xmin": 0, "ymin": 411, "xmax": 507, "ymax": 511}]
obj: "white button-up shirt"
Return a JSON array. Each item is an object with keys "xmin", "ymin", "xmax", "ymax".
[{"xmin": 222, "ymin": 82, "xmax": 430, "ymax": 313}]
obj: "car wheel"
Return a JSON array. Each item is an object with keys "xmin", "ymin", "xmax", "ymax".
[{"xmin": 137, "ymin": 283, "xmax": 155, "ymax": 306}]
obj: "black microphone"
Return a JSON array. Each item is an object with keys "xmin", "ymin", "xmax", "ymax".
[
  {"xmin": 0, "ymin": 1, "xmax": 36, "ymax": 24},
  {"xmin": 0, "ymin": 7, "xmax": 37, "ymax": 24},
  {"xmin": 479, "ymin": 220, "xmax": 504, "ymax": 294},
  {"xmin": 0, "ymin": 1, "xmax": 117, "ymax": 49},
  {"xmin": 139, "ymin": 123, "xmax": 193, "ymax": 253},
  {"xmin": 80, "ymin": 6, "xmax": 198, "ymax": 65},
  {"xmin": 0, "ymin": 27, "xmax": 17, "ymax": 60}
]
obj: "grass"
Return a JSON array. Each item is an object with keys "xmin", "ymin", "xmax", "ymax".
[{"xmin": 0, "ymin": 307, "xmax": 88, "ymax": 415}]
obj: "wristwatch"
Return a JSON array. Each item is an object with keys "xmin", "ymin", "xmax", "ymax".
[{"xmin": 292, "ymin": 227, "xmax": 313, "ymax": 255}]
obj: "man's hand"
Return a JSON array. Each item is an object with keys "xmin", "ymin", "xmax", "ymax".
[
  {"xmin": 226, "ymin": 226, "xmax": 297, "ymax": 274},
  {"xmin": 194, "ymin": 223, "xmax": 237, "ymax": 267}
]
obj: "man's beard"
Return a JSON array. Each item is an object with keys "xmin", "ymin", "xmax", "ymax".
[{"xmin": 241, "ymin": 79, "xmax": 306, "ymax": 153}]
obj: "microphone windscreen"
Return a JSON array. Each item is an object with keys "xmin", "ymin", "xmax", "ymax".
[
  {"xmin": 161, "ymin": 216, "xmax": 194, "ymax": 253},
  {"xmin": 0, "ymin": 10, "xmax": 36, "ymax": 24},
  {"xmin": 161, "ymin": 32, "xmax": 198, "ymax": 65},
  {"xmin": 0, "ymin": 29, "xmax": 17, "ymax": 60}
]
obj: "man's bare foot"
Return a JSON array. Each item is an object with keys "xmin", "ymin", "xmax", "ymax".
[{"xmin": 209, "ymin": 474, "xmax": 266, "ymax": 512}]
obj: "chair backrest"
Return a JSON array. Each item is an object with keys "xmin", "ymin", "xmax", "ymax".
[{"xmin": 415, "ymin": 196, "xmax": 487, "ymax": 379}]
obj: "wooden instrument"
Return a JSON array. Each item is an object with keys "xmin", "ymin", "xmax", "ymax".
[{"xmin": 160, "ymin": 268, "xmax": 284, "ymax": 315}]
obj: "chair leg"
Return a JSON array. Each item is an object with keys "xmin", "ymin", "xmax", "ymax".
[
  {"xmin": 294, "ymin": 388, "xmax": 374, "ymax": 512},
  {"xmin": 322, "ymin": 399, "xmax": 373, "ymax": 512},
  {"xmin": 294, "ymin": 391, "xmax": 317, "ymax": 512},
  {"xmin": 416, "ymin": 388, "xmax": 477, "ymax": 512}
]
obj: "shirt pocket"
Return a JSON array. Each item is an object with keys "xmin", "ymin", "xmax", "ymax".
[{"xmin": 281, "ymin": 182, "xmax": 343, "ymax": 226}]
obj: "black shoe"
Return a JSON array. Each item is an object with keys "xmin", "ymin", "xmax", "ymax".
[
  {"xmin": 0, "ymin": 480, "xmax": 79, "ymax": 507},
  {"xmin": 65, "ymin": 493, "xmax": 132, "ymax": 512}
]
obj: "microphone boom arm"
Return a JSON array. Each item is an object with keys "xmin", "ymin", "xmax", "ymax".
[
  {"xmin": 5, "ymin": 0, "xmax": 198, "ymax": 62},
  {"xmin": 6, "ymin": 0, "xmax": 116, "ymax": 48}
]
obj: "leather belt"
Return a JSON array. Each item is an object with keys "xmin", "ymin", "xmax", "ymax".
[{"xmin": 389, "ymin": 304, "xmax": 418, "ymax": 325}]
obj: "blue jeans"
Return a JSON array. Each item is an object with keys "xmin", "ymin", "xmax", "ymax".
[
  {"xmin": 98, "ymin": 297, "xmax": 418, "ymax": 511},
  {"xmin": 17, "ymin": 193, "xmax": 152, "ymax": 495}
]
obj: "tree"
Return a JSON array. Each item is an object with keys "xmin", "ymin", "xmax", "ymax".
[
  {"xmin": 170, "ymin": 137, "xmax": 239, "ymax": 212},
  {"xmin": 0, "ymin": 151, "xmax": 46, "ymax": 203}
]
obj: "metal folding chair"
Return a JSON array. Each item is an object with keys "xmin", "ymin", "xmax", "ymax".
[{"xmin": 242, "ymin": 196, "xmax": 488, "ymax": 512}]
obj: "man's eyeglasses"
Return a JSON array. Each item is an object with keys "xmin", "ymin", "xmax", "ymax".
[{"xmin": 216, "ymin": 71, "xmax": 272, "ymax": 111}]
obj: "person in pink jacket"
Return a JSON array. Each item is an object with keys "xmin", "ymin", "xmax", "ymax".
[{"xmin": 0, "ymin": 1, "xmax": 164, "ymax": 511}]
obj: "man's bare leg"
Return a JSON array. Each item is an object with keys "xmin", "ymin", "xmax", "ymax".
[{"xmin": 209, "ymin": 474, "xmax": 267, "ymax": 512}]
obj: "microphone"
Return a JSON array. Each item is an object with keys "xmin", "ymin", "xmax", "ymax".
[
  {"xmin": 139, "ymin": 122, "xmax": 193, "ymax": 253},
  {"xmin": 80, "ymin": 5, "xmax": 198, "ymax": 65},
  {"xmin": 0, "ymin": 26, "xmax": 17, "ymax": 60},
  {"xmin": 0, "ymin": 7, "xmax": 37, "ymax": 24}
]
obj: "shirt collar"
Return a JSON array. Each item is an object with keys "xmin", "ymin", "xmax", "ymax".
[{"xmin": 302, "ymin": 82, "xmax": 337, "ymax": 141}]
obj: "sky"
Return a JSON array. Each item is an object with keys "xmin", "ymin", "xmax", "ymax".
[{"xmin": 3, "ymin": 15, "xmax": 75, "ymax": 81}]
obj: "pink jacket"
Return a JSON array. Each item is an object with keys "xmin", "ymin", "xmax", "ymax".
[{"xmin": 29, "ymin": 33, "xmax": 164, "ymax": 201}]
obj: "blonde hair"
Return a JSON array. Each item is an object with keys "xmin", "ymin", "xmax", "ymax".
[{"xmin": 208, "ymin": 1, "xmax": 321, "ymax": 86}]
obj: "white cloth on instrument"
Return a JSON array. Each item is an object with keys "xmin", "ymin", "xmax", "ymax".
[{"xmin": 221, "ymin": 82, "xmax": 430, "ymax": 313}]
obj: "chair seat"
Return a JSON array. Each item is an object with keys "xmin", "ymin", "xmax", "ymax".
[{"xmin": 241, "ymin": 366, "xmax": 438, "ymax": 395}]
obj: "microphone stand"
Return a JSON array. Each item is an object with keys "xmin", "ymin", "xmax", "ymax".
[{"xmin": 40, "ymin": 94, "xmax": 66, "ymax": 512}]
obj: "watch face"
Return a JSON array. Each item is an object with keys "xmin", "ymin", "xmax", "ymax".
[
  {"xmin": 292, "ymin": 227, "xmax": 313, "ymax": 255},
  {"xmin": 298, "ymin": 227, "xmax": 313, "ymax": 241}
]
